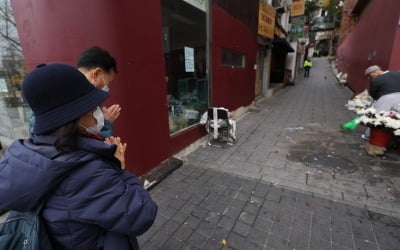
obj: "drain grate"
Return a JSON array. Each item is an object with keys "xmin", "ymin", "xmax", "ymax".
[{"xmin": 303, "ymin": 153, "xmax": 357, "ymax": 174}]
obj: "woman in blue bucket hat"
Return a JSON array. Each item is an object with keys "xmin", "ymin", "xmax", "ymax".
[{"xmin": 0, "ymin": 64, "xmax": 157, "ymax": 249}]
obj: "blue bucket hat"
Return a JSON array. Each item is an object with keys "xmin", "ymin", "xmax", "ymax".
[{"xmin": 22, "ymin": 63, "xmax": 109, "ymax": 134}]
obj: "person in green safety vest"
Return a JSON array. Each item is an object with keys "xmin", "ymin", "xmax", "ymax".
[{"xmin": 303, "ymin": 59, "xmax": 313, "ymax": 77}]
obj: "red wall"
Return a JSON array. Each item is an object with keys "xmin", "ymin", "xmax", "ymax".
[
  {"xmin": 389, "ymin": 25, "xmax": 400, "ymax": 69},
  {"xmin": 336, "ymin": 0, "xmax": 400, "ymax": 93},
  {"xmin": 11, "ymin": 1, "xmax": 259, "ymax": 176},
  {"xmin": 212, "ymin": 5, "xmax": 257, "ymax": 110},
  {"xmin": 11, "ymin": 0, "xmax": 170, "ymax": 176}
]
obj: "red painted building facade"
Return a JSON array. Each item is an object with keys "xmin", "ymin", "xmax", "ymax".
[
  {"xmin": 336, "ymin": 0, "xmax": 400, "ymax": 93},
  {"xmin": 11, "ymin": 0, "xmax": 258, "ymax": 176}
]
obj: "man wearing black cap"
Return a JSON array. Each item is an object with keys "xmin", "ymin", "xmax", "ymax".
[{"xmin": 365, "ymin": 65, "xmax": 400, "ymax": 100}]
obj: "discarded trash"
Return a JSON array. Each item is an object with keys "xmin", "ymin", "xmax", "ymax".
[
  {"xmin": 143, "ymin": 179, "xmax": 157, "ymax": 189},
  {"xmin": 285, "ymin": 127, "xmax": 305, "ymax": 131},
  {"xmin": 341, "ymin": 116, "xmax": 361, "ymax": 131}
]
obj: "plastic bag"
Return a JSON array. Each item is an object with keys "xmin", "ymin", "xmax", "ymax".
[{"xmin": 341, "ymin": 116, "xmax": 360, "ymax": 131}]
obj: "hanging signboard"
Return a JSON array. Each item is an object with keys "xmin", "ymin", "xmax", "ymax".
[
  {"xmin": 258, "ymin": 0, "xmax": 275, "ymax": 39},
  {"xmin": 291, "ymin": 0, "xmax": 305, "ymax": 16},
  {"xmin": 290, "ymin": 15, "xmax": 305, "ymax": 40},
  {"xmin": 291, "ymin": 15, "xmax": 306, "ymax": 24},
  {"xmin": 290, "ymin": 23, "xmax": 304, "ymax": 40}
]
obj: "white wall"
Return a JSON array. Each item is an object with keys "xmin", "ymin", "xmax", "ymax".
[
  {"xmin": 285, "ymin": 41, "xmax": 298, "ymax": 81},
  {"xmin": 262, "ymin": 48, "xmax": 272, "ymax": 95}
]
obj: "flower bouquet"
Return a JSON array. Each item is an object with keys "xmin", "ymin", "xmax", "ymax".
[
  {"xmin": 341, "ymin": 89, "xmax": 373, "ymax": 131},
  {"xmin": 357, "ymin": 107, "xmax": 400, "ymax": 136},
  {"xmin": 345, "ymin": 89, "xmax": 373, "ymax": 115}
]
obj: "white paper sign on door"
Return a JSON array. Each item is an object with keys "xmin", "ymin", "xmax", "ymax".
[{"xmin": 184, "ymin": 47, "xmax": 195, "ymax": 72}]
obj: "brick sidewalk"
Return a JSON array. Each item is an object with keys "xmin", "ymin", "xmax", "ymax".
[
  {"xmin": 138, "ymin": 58, "xmax": 400, "ymax": 249},
  {"xmin": 139, "ymin": 166, "xmax": 400, "ymax": 250}
]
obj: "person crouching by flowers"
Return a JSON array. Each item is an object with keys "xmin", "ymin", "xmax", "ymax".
[
  {"xmin": 0, "ymin": 64, "xmax": 157, "ymax": 249},
  {"xmin": 361, "ymin": 65, "xmax": 400, "ymax": 140}
]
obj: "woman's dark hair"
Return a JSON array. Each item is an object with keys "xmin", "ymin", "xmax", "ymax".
[{"xmin": 51, "ymin": 119, "xmax": 80, "ymax": 152}]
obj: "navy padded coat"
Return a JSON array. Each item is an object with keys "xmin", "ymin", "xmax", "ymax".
[{"xmin": 0, "ymin": 136, "xmax": 157, "ymax": 249}]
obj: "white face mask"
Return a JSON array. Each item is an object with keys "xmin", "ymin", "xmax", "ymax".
[
  {"xmin": 82, "ymin": 106, "xmax": 104, "ymax": 135},
  {"xmin": 102, "ymin": 85, "xmax": 110, "ymax": 92},
  {"xmin": 101, "ymin": 74, "xmax": 110, "ymax": 92}
]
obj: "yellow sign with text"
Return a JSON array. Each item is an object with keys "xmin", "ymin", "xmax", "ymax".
[
  {"xmin": 258, "ymin": 0, "xmax": 275, "ymax": 39},
  {"xmin": 291, "ymin": 0, "xmax": 305, "ymax": 16}
]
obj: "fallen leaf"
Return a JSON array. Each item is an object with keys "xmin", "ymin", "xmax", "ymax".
[{"xmin": 221, "ymin": 239, "xmax": 227, "ymax": 246}]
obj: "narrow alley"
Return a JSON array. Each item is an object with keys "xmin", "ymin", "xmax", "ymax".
[{"xmin": 139, "ymin": 58, "xmax": 400, "ymax": 250}]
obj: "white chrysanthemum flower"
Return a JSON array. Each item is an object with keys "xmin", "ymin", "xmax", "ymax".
[
  {"xmin": 387, "ymin": 119, "xmax": 400, "ymax": 129},
  {"xmin": 393, "ymin": 120, "xmax": 400, "ymax": 129},
  {"xmin": 358, "ymin": 116, "xmax": 373, "ymax": 125},
  {"xmin": 373, "ymin": 119, "xmax": 383, "ymax": 126},
  {"xmin": 346, "ymin": 93, "xmax": 373, "ymax": 112}
]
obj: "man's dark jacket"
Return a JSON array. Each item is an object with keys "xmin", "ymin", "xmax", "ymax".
[
  {"xmin": 369, "ymin": 71, "xmax": 400, "ymax": 100},
  {"xmin": 0, "ymin": 136, "xmax": 157, "ymax": 249}
]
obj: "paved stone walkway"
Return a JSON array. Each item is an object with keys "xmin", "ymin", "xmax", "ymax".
[{"xmin": 139, "ymin": 58, "xmax": 400, "ymax": 249}]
